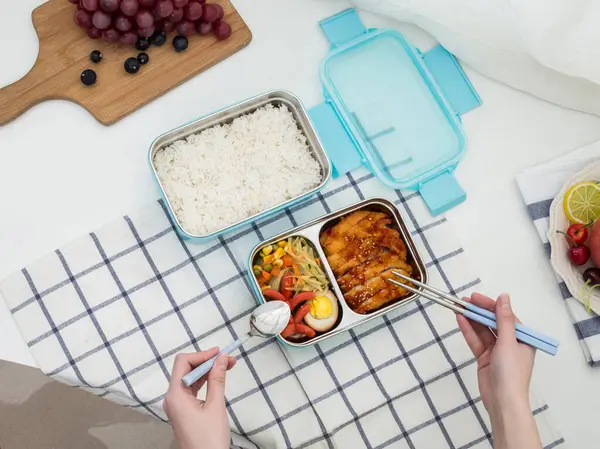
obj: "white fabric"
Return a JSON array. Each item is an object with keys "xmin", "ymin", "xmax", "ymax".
[
  {"xmin": 348, "ymin": 0, "xmax": 600, "ymax": 116},
  {"xmin": 517, "ymin": 141, "xmax": 600, "ymax": 366}
]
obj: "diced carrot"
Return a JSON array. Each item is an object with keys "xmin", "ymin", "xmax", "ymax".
[
  {"xmin": 292, "ymin": 263, "xmax": 300, "ymax": 277},
  {"xmin": 271, "ymin": 266, "xmax": 281, "ymax": 277},
  {"xmin": 263, "ymin": 254, "xmax": 275, "ymax": 264},
  {"xmin": 282, "ymin": 255, "xmax": 293, "ymax": 267},
  {"xmin": 261, "ymin": 270, "xmax": 271, "ymax": 281}
]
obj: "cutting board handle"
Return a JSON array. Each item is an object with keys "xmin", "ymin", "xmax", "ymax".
[{"xmin": 0, "ymin": 62, "xmax": 56, "ymax": 126}]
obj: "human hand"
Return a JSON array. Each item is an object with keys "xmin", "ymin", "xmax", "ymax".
[
  {"xmin": 456, "ymin": 293, "xmax": 535, "ymax": 422},
  {"xmin": 164, "ymin": 348, "xmax": 237, "ymax": 449}
]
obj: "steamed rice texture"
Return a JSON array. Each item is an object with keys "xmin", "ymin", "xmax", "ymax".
[{"xmin": 154, "ymin": 104, "xmax": 322, "ymax": 235}]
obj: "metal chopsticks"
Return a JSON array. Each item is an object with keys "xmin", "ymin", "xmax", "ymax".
[{"xmin": 388, "ymin": 271, "xmax": 559, "ymax": 356}]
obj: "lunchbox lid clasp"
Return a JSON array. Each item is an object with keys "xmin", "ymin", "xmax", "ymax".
[
  {"xmin": 319, "ymin": 8, "xmax": 367, "ymax": 48},
  {"xmin": 418, "ymin": 170, "xmax": 466, "ymax": 216}
]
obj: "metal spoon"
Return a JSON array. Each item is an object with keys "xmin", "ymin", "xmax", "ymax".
[{"xmin": 181, "ymin": 301, "xmax": 291, "ymax": 387}]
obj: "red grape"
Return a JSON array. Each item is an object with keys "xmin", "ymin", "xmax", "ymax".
[
  {"xmin": 176, "ymin": 20, "xmax": 195, "ymax": 36},
  {"xmin": 197, "ymin": 0, "xmax": 206, "ymax": 4},
  {"xmin": 81, "ymin": 0, "xmax": 99, "ymax": 11},
  {"xmin": 74, "ymin": 10, "xmax": 93, "ymax": 28},
  {"xmin": 139, "ymin": 0, "xmax": 156, "ymax": 6},
  {"xmin": 172, "ymin": 0, "xmax": 188, "ymax": 7},
  {"xmin": 184, "ymin": 1, "xmax": 202, "ymax": 21},
  {"xmin": 154, "ymin": 0, "xmax": 174, "ymax": 18},
  {"xmin": 162, "ymin": 20, "xmax": 176, "ymax": 32},
  {"xmin": 138, "ymin": 25, "xmax": 155, "ymax": 37},
  {"xmin": 119, "ymin": 30, "xmax": 138, "ymax": 44},
  {"xmin": 99, "ymin": 0, "xmax": 119, "ymax": 12},
  {"xmin": 201, "ymin": 3, "xmax": 218, "ymax": 22},
  {"xmin": 135, "ymin": 9, "xmax": 154, "ymax": 28},
  {"xmin": 212, "ymin": 20, "xmax": 230, "ymax": 40},
  {"xmin": 196, "ymin": 21, "xmax": 211, "ymax": 35},
  {"xmin": 87, "ymin": 27, "xmax": 103, "ymax": 38},
  {"xmin": 167, "ymin": 7, "xmax": 183, "ymax": 22},
  {"xmin": 103, "ymin": 28, "xmax": 120, "ymax": 42},
  {"xmin": 120, "ymin": 0, "xmax": 138, "ymax": 16},
  {"xmin": 214, "ymin": 3, "xmax": 223, "ymax": 20},
  {"xmin": 92, "ymin": 10, "xmax": 112, "ymax": 29},
  {"xmin": 68, "ymin": 0, "xmax": 80, "ymax": 4},
  {"xmin": 114, "ymin": 14, "xmax": 132, "ymax": 31}
]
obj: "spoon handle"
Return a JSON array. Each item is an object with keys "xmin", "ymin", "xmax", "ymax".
[{"xmin": 182, "ymin": 337, "xmax": 246, "ymax": 387}]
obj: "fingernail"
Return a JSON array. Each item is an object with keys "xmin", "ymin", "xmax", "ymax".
[{"xmin": 499, "ymin": 294, "xmax": 511, "ymax": 309}]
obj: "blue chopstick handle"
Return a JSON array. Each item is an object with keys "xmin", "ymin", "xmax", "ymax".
[
  {"xmin": 462, "ymin": 310, "xmax": 558, "ymax": 356},
  {"xmin": 463, "ymin": 302, "xmax": 559, "ymax": 348}
]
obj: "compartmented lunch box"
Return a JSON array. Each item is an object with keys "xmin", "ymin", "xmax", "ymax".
[
  {"xmin": 309, "ymin": 9, "xmax": 481, "ymax": 216},
  {"xmin": 248, "ymin": 197, "xmax": 428, "ymax": 347}
]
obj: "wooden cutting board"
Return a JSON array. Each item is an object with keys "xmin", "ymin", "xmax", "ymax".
[{"xmin": 0, "ymin": 0, "xmax": 252, "ymax": 126}]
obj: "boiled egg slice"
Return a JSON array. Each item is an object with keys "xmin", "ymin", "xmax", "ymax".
[{"xmin": 304, "ymin": 290, "xmax": 339, "ymax": 333}]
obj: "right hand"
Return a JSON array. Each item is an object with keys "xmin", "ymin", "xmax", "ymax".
[{"xmin": 456, "ymin": 293, "xmax": 536, "ymax": 421}]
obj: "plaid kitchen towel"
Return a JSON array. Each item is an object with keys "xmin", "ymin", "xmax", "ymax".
[
  {"xmin": 1, "ymin": 169, "xmax": 564, "ymax": 449},
  {"xmin": 517, "ymin": 141, "xmax": 600, "ymax": 367}
]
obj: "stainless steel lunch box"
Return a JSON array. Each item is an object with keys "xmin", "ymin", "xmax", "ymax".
[
  {"xmin": 248, "ymin": 197, "xmax": 428, "ymax": 347},
  {"xmin": 148, "ymin": 90, "xmax": 332, "ymax": 242}
]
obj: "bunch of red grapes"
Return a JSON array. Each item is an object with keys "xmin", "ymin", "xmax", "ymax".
[{"xmin": 70, "ymin": 0, "xmax": 231, "ymax": 45}]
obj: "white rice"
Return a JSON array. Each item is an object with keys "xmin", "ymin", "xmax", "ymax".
[{"xmin": 154, "ymin": 104, "xmax": 323, "ymax": 236}]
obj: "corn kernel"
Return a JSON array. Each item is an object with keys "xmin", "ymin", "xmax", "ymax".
[
  {"xmin": 277, "ymin": 241, "xmax": 286, "ymax": 248},
  {"xmin": 263, "ymin": 254, "xmax": 275, "ymax": 264},
  {"xmin": 261, "ymin": 245, "xmax": 273, "ymax": 256},
  {"xmin": 274, "ymin": 248, "xmax": 285, "ymax": 259},
  {"xmin": 272, "ymin": 259, "xmax": 284, "ymax": 268}
]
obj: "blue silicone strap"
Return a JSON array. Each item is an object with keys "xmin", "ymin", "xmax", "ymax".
[
  {"xmin": 418, "ymin": 171, "xmax": 466, "ymax": 216},
  {"xmin": 319, "ymin": 8, "xmax": 366, "ymax": 47},
  {"xmin": 422, "ymin": 45, "xmax": 482, "ymax": 116},
  {"xmin": 309, "ymin": 102, "xmax": 362, "ymax": 178}
]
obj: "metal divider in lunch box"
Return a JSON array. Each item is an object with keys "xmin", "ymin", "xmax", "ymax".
[
  {"xmin": 148, "ymin": 90, "xmax": 332, "ymax": 243},
  {"xmin": 248, "ymin": 197, "xmax": 428, "ymax": 348},
  {"xmin": 308, "ymin": 9, "xmax": 482, "ymax": 216}
]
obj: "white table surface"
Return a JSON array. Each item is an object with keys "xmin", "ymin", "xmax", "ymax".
[{"xmin": 2, "ymin": 0, "xmax": 600, "ymax": 446}]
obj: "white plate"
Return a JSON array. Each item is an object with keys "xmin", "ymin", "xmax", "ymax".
[{"xmin": 547, "ymin": 161, "xmax": 600, "ymax": 314}]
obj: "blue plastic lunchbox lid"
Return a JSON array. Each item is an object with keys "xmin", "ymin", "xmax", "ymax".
[{"xmin": 309, "ymin": 9, "xmax": 481, "ymax": 215}]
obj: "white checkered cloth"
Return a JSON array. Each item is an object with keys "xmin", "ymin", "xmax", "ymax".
[
  {"xmin": 517, "ymin": 142, "xmax": 600, "ymax": 367},
  {"xmin": 1, "ymin": 169, "xmax": 564, "ymax": 449}
]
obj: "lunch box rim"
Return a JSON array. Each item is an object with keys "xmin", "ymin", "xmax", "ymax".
[
  {"xmin": 247, "ymin": 197, "xmax": 429, "ymax": 348},
  {"xmin": 148, "ymin": 89, "xmax": 332, "ymax": 242}
]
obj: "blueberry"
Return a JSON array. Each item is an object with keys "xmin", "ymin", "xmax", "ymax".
[
  {"xmin": 151, "ymin": 31, "xmax": 167, "ymax": 47},
  {"xmin": 137, "ymin": 52, "xmax": 149, "ymax": 65},
  {"xmin": 172, "ymin": 35, "xmax": 188, "ymax": 52},
  {"xmin": 89, "ymin": 50, "xmax": 102, "ymax": 63},
  {"xmin": 80, "ymin": 69, "xmax": 97, "ymax": 86},
  {"xmin": 135, "ymin": 37, "xmax": 151, "ymax": 51},
  {"xmin": 124, "ymin": 57, "xmax": 141, "ymax": 74}
]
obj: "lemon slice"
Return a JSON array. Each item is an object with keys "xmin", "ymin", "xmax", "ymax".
[{"xmin": 563, "ymin": 182, "xmax": 600, "ymax": 224}]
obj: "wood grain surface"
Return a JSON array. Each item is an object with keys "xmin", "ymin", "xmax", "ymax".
[{"xmin": 0, "ymin": 0, "xmax": 252, "ymax": 125}]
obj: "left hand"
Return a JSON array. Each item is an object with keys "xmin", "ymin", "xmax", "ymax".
[{"xmin": 164, "ymin": 348, "xmax": 237, "ymax": 449}]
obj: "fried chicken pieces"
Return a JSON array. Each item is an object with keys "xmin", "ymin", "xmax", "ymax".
[{"xmin": 320, "ymin": 210, "xmax": 413, "ymax": 314}]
